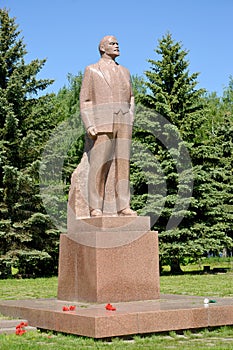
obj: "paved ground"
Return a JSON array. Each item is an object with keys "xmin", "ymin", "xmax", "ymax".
[{"xmin": 0, "ymin": 318, "xmax": 36, "ymax": 334}]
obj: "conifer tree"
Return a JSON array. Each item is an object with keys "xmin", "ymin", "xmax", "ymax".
[
  {"xmin": 132, "ymin": 32, "xmax": 230, "ymax": 272},
  {"xmin": 0, "ymin": 8, "xmax": 60, "ymax": 277}
]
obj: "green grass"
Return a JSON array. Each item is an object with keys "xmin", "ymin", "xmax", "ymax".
[
  {"xmin": 0, "ymin": 258, "xmax": 232, "ymax": 300},
  {"xmin": 160, "ymin": 272, "xmax": 233, "ymax": 297},
  {"xmin": 160, "ymin": 257, "xmax": 233, "ymax": 297},
  {"xmin": 0, "ymin": 277, "xmax": 58, "ymax": 300},
  {"xmin": 0, "ymin": 327, "xmax": 232, "ymax": 349},
  {"xmin": 184, "ymin": 256, "xmax": 233, "ymax": 271},
  {"xmin": 0, "ymin": 273, "xmax": 232, "ymax": 301},
  {"xmin": 0, "ymin": 258, "xmax": 232, "ymax": 349},
  {"xmin": 162, "ymin": 257, "xmax": 233, "ymax": 273}
]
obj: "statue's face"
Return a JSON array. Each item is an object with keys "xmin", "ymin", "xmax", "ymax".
[{"xmin": 101, "ymin": 36, "xmax": 120, "ymax": 58}]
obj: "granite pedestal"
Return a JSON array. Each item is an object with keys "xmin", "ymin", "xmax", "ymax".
[
  {"xmin": 1, "ymin": 215, "xmax": 231, "ymax": 338},
  {"xmin": 57, "ymin": 216, "xmax": 160, "ymax": 303}
]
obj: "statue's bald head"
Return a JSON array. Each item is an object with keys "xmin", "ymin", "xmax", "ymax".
[{"xmin": 98, "ymin": 35, "xmax": 119, "ymax": 57}]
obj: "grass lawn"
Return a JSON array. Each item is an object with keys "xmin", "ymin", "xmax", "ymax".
[
  {"xmin": 0, "ymin": 258, "xmax": 232, "ymax": 349},
  {"xmin": 160, "ymin": 257, "xmax": 233, "ymax": 297},
  {"xmin": 0, "ymin": 326, "xmax": 233, "ymax": 349},
  {"xmin": 160, "ymin": 273, "xmax": 233, "ymax": 297}
]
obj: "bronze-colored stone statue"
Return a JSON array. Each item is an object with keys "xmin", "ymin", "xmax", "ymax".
[{"xmin": 79, "ymin": 35, "xmax": 137, "ymax": 217}]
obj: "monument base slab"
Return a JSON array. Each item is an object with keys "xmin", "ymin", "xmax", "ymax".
[{"xmin": 0, "ymin": 295, "xmax": 232, "ymax": 338}]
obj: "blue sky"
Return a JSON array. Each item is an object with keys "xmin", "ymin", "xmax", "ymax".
[{"xmin": 2, "ymin": 0, "xmax": 233, "ymax": 96}]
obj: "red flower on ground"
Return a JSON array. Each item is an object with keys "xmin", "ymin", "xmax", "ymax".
[
  {"xmin": 69, "ymin": 305, "xmax": 76, "ymax": 311},
  {"xmin": 105, "ymin": 303, "xmax": 116, "ymax": 311},
  {"xmin": 15, "ymin": 321, "xmax": 28, "ymax": 335},
  {"xmin": 16, "ymin": 328, "xmax": 26, "ymax": 335},
  {"xmin": 62, "ymin": 305, "xmax": 76, "ymax": 312}
]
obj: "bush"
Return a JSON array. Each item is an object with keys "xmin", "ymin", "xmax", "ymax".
[{"xmin": 0, "ymin": 250, "xmax": 55, "ymax": 279}]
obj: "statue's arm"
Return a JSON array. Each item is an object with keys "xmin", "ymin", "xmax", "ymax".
[
  {"xmin": 80, "ymin": 67, "xmax": 97, "ymax": 138},
  {"xmin": 129, "ymin": 76, "xmax": 135, "ymax": 123}
]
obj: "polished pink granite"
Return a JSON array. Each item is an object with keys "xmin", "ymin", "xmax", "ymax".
[
  {"xmin": 0, "ymin": 295, "xmax": 232, "ymax": 338},
  {"xmin": 66, "ymin": 216, "xmax": 151, "ymax": 248},
  {"xmin": 57, "ymin": 228, "xmax": 160, "ymax": 303}
]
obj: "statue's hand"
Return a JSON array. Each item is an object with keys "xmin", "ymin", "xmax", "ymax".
[{"xmin": 87, "ymin": 126, "xmax": 97, "ymax": 140}]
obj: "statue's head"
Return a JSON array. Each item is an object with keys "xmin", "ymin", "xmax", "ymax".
[{"xmin": 98, "ymin": 35, "xmax": 120, "ymax": 58}]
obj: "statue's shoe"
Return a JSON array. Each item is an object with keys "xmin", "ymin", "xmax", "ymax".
[
  {"xmin": 118, "ymin": 208, "xmax": 137, "ymax": 216},
  {"xmin": 90, "ymin": 209, "xmax": 103, "ymax": 217}
]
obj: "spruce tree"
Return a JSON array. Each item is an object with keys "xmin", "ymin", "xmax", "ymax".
[
  {"xmin": 133, "ymin": 32, "xmax": 217, "ymax": 273},
  {"xmin": 0, "ymin": 8, "xmax": 60, "ymax": 277}
]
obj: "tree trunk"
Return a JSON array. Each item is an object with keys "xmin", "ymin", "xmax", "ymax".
[{"xmin": 170, "ymin": 258, "xmax": 183, "ymax": 275}]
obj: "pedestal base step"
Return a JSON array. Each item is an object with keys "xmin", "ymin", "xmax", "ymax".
[{"xmin": 0, "ymin": 295, "xmax": 232, "ymax": 338}]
